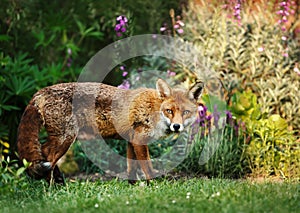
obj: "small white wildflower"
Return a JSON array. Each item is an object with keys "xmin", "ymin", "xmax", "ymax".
[
  {"xmin": 186, "ymin": 195, "xmax": 190, "ymax": 199},
  {"xmin": 187, "ymin": 192, "xmax": 191, "ymax": 196},
  {"xmin": 126, "ymin": 201, "xmax": 130, "ymax": 205},
  {"xmin": 211, "ymin": 192, "xmax": 221, "ymax": 198},
  {"xmin": 172, "ymin": 200, "xmax": 176, "ymax": 204},
  {"xmin": 94, "ymin": 203, "xmax": 99, "ymax": 208},
  {"xmin": 155, "ymin": 185, "xmax": 159, "ymax": 189},
  {"xmin": 293, "ymin": 67, "xmax": 300, "ymax": 75},
  {"xmin": 257, "ymin": 47, "xmax": 264, "ymax": 52}
]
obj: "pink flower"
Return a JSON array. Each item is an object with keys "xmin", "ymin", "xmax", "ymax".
[
  {"xmin": 118, "ymin": 80, "xmax": 130, "ymax": 89},
  {"xmin": 177, "ymin": 28, "xmax": 184, "ymax": 34},
  {"xmin": 167, "ymin": 70, "xmax": 176, "ymax": 76},
  {"xmin": 122, "ymin": 71, "xmax": 128, "ymax": 77},
  {"xmin": 176, "ymin": 20, "xmax": 185, "ymax": 27},
  {"xmin": 174, "ymin": 24, "xmax": 180, "ymax": 29}
]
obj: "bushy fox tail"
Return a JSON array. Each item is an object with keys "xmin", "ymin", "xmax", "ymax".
[{"xmin": 17, "ymin": 101, "xmax": 51, "ymax": 179}]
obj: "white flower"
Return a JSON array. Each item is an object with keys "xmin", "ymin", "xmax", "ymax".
[
  {"xmin": 257, "ymin": 47, "xmax": 264, "ymax": 52},
  {"xmin": 94, "ymin": 203, "xmax": 99, "ymax": 208}
]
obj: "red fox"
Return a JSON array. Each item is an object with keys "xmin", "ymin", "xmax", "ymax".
[{"xmin": 17, "ymin": 79, "xmax": 204, "ymax": 184}]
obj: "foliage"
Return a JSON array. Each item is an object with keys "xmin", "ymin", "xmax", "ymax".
[
  {"xmin": 182, "ymin": 0, "xmax": 300, "ymax": 133},
  {"xmin": 177, "ymin": 99, "xmax": 248, "ymax": 178},
  {"xmin": 0, "ymin": 156, "xmax": 30, "ymax": 193},
  {"xmin": 0, "ymin": 0, "xmax": 181, "ymax": 68},
  {"xmin": 179, "ymin": 125, "xmax": 248, "ymax": 178},
  {"xmin": 230, "ymin": 90, "xmax": 300, "ymax": 178},
  {"xmin": 0, "ymin": 53, "xmax": 81, "ymax": 153}
]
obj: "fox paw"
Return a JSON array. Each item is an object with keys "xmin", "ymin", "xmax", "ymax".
[
  {"xmin": 28, "ymin": 160, "xmax": 52, "ymax": 179},
  {"xmin": 128, "ymin": 179, "xmax": 138, "ymax": 185},
  {"xmin": 46, "ymin": 165, "xmax": 65, "ymax": 185}
]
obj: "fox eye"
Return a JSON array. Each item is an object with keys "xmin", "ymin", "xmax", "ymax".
[
  {"xmin": 183, "ymin": 110, "xmax": 190, "ymax": 115},
  {"xmin": 166, "ymin": 109, "xmax": 173, "ymax": 114}
]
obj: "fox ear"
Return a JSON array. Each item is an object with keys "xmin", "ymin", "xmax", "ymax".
[
  {"xmin": 156, "ymin": 79, "xmax": 172, "ymax": 98},
  {"xmin": 188, "ymin": 80, "xmax": 204, "ymax": 102}
]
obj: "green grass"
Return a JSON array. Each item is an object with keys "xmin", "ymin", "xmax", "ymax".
[{"xmin": 1, "ymin": 178, "xmax": 299, "ymax": 213}]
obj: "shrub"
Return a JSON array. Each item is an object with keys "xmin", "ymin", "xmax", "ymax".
[
  {"xmin": 230, "ymin": 90, "xmax": 300, "ymax": 178},
  {"xmin": 0, "ymin": 156, "xmax": 30, "ymax": 192},
  {"xmin": 177, "ymin": 98, "xmax": 248, "ymax": 178},
  {"xmin": 182, "ymin": 0, "xmax": 300, "ymax": 134},
  {"xmin": 0, "ymin": 53, "xmax": 81, "ymax": 154}
]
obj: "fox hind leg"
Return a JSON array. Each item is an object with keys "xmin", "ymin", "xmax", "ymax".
[
  {"xmin": 41, "ymin": 132, "xmax": 77, "ymax": 184},
  {"xmin": 17, "ymin": 104, "xmax": 52, "ymax": 179}
]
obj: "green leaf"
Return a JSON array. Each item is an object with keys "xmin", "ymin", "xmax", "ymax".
[{"xmin": 16, "ymin": 167, "xmax": 26, "ymax": 177}]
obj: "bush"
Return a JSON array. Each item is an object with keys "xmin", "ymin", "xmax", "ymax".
[
  {"xmin": 0, "ymin": 53, "xmax": 82, "ymax": 154},
  {"xmin": 177, "ymin": 98, "xmax": 248, "ymax": 178},
  {"xmin": 0, "ymin": 156, "xmax": 30, "ymax": 192},
  {"xmin": 182, "ymin": 0, "xmax": 300, "ymax": 134},
  {"xmin": 230, "ymin": 90, "xmax": 300, "ymax": 178}
]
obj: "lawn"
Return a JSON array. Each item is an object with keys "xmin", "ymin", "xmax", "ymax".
[{"xmin": 1, "ymin": 178, "xmax": 299, "ymax": 213}]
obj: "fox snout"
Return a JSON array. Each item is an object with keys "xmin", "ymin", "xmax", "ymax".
[{"xmin": 170, "ymin": 123, "xmax": 184, "ymax": 132}]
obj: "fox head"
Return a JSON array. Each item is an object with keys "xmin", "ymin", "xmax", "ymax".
[{"xmin": 156, "ymin": 79, "xmax": 204, "ymax": 133}]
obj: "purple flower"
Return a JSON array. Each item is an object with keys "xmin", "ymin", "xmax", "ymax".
[
  {"xmin": 225, "ymin": 110, "xmax": 234, "ymax": 126},
  {"xmin": 115, "ymin": 24, "xmax": 121, "ymax": 31},
  {"xmin": 167, "ymin": 70, "xmax": 176, "ymax": 76},
  {"xmin": 118, "ymin": 80, "xmax": 130, "ymax": 89},
  {"xmin": 277, "ymin": 0, "xmax": 296, "ymax": 37},
  {"xmin": 198, "ymin": 106, "xmax": 206, "ymax": 117},
  {"xmin": 122, "ymin": 71, "xmax": 128, "ymax": 77},
  {"xmin": 115, "ymin": 15, "xmax": 128, "ymax": 37}
]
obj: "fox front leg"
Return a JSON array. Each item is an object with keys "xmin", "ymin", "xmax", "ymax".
[
  {"xmin": 130, "ymin": 129, "xmax": 155, "ymax": 185},
  {"xmin": 127, "ymin": 142, "xmax": 138, "ymax": 185}
]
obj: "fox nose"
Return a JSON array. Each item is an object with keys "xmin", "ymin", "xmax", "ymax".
[{"xmin": 173, "ymin": 124, "xmax": 181, "ymax": 131}]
